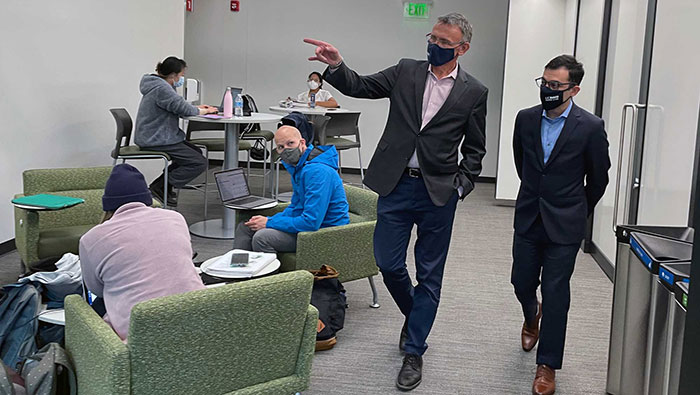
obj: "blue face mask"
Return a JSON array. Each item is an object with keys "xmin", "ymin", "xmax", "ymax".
[
  {"xmin": 427, "ymin": 43, "xmax": 456, "ymax": 67},
  {"xmin": 173, "ymin": 76, "xmax": 185, "ymax": 88}
]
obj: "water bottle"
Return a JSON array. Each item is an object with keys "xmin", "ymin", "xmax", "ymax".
[
  {"xmin": 223, "ymin": 87, "xmax": 233, "ymax": 118},
  {"xmin": 234, "ymin": 94, "xmax": 244, "ymax": 117},
  {"xmin": 309, "ymin": 92, "xmax": 316, "ymax": 109}
]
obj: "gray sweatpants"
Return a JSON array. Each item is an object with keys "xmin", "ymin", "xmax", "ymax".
[
  {"xmin": 143, "ymin": 140, "xmax": 207, "ymax": 188},
  {"xmin": 233, "ymin": 223, "xmax": 297, "ymax": 253}
]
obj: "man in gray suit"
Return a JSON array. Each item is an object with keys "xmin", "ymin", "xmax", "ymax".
[{"xmin": 305, "ymin": 12, "xmax": 487, "ymax": 391}]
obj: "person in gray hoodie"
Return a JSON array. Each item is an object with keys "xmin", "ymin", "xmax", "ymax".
[{"xmin": 134, "ymin": 56, "xmax": 218, "ymax": 206}]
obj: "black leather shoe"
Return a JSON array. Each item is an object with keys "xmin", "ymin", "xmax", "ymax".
[
  {"xmin": 149, "ymin": 183, "xmax": 177, "ymax": 207},
  {"xmin": 399, "ymin": 322, "xmax": 408, "ymax": 352},
  {"xmin": 396, "ymin": 353, "xmax": 422, "ymax": 391}
]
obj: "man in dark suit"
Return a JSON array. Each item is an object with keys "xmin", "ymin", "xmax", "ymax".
[
  {"xmin": 305, "ymin": 12, "xmax": 487, "ymax": 391},
  {"xmin": 511, "ymin": 55, "xmax": 610, "ymax": 395}
]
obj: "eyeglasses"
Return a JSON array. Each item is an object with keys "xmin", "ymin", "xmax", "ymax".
[
  {"xmin": 535, "ymin": 77, "xmax": 577, "ymax": 90},
  {"xmin": 425, "ymin": 33, "xmax": 464, "ymax": 48}
]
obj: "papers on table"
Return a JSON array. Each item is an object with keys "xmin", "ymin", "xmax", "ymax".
[{"xmin": 203, "ymin": 249, "xmax": 277, "ymax": 278}]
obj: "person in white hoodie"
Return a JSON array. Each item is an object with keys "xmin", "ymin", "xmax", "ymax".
[{"xmin": 134, "ymin": 56, "xmax": 218, "ymax": 206}]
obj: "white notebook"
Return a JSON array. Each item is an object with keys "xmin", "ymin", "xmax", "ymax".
[{"xmin": 204, "ymin": 249, "xmax": 276, "ymax": 277}]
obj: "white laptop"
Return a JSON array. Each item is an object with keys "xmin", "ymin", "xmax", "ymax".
[{"xmin": 214, "ymin": 168, "xmax": 276, "ymax": 209}]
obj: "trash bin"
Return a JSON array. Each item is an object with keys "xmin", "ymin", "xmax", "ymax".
[
  {"xmin": 606, "ymin": 231, "xmax": 692, "ymax": 395},
  {"xmin": 647, "ymin": 262, "xmax": 691, "ymax": 395},
  {"xmin": 607, "ymin": 226, "xmax": 693, "ymax": 395},
  {"xmin": 666, "ymin": 281, "xmax": 690, "ymax": 395}
]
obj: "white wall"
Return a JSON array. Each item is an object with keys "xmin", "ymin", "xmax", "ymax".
[
  {"xmin": 495, "ymin": 0, "xmax": 578, "ymax": 201},
  {"xmin": 184, "ymin": 0, "xmax": 509, "ymax": 178},
  {"xmin": 0, "ymin": 1, "xmax": 185, "ymax": 243}
]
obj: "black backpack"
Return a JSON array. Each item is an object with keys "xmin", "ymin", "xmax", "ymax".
[
  {"xmin": 309, "ymin": 265, "xmax": 346, "ymax": 351},
  {"xmin": 240, "ymin": 94, "xmax": 270, "ymax": 161}
]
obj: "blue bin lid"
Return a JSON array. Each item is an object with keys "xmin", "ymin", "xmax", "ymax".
[
  {"xmin": 658, "ymin": 262, "xmax": 691, "ymax": 291},
  {"xmin": 630, "ymin": 232, "xmax": 693, "ymax": 274}
]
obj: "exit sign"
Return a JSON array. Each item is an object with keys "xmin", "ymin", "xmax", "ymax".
[{"xmin": 404, "ymin": 2, "xmax": 430, "ymax": 19}]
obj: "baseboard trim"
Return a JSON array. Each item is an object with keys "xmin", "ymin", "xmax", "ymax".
[
  {"xmin": 0, "ymin": 239, "xmax": 16, "ymax": 255},
  {"xmin": 588, "ymin": 241, "xmax": 614, "ymax": 282},
  {"xmin": 476, "ymin": 176, "xmax": 496, "ymax": 184}
]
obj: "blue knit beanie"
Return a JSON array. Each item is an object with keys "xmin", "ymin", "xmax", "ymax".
[{"xmin": 102, "ymin": 164, "xmax": 153, "ymax": 212}]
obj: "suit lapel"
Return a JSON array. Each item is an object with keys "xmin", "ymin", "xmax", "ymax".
[
  {"xmin": 544, "ymin": 103, "xmax": 580, "ymax": 169},
  {"xmin": 420, "ymin": 67, "xmax": 468, "ymax": 132},
  {"xmin": 532, "ymin": 108, "xmax": 546, "ymax": 169},
  {"xmin": 414, "ymin": 63, "xmax": 429, "ymax": 133}
]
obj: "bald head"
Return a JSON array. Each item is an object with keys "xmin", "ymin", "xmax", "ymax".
[{"xmin": 275, "ymin": 125, "xmax": 307, "ymax": 156}]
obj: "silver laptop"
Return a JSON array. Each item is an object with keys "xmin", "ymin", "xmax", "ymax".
[{"xmin": 214, "ymin": 168, "xmax": 276, "ymax": 209}]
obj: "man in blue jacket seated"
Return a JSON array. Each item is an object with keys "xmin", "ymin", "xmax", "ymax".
[{"xmin": 233, "ymin": 125, "xmax": 349, "ymax": 253}]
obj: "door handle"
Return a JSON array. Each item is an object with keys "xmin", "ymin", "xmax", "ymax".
[{"xmin": 613, "ymin": 103, "xmax": 645, "ymax": 232}]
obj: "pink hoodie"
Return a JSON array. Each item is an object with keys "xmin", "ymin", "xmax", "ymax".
[{"xmin": 79, "ymin": 202, "xmax": 205, "ymax": 339}]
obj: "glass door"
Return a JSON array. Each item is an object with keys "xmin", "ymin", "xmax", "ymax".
[
  {"xmin": 591, "ymin": 0, "xmax": 650, "ymax": 265},
  {"xmin": 591, "ymin": 0, "xmax": 700, "ymax": 267},
  {"xmin": 635, "ymin": 0, "xmax": 700, "ymax": 225}
]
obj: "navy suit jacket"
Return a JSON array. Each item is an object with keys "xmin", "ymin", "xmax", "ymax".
[
  {"xmin": 513, "ymin": 103, "xmax": 611, "ymax": 245},
  {"xmin": 323, "ymin": 59, "xmax": 488, "ymax": 206}
]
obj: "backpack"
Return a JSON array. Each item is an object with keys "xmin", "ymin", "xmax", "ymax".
[
  {"xmin": 21, "ymin": 343, "xmax": 77, "ymax": 395},
  {"xmin": 240, "ymin": 94, "xmax": 270, "ymax": 161},
  {"xmin": 309, "ymin": 265, "xmax": 347, "ymax": 351},
  {"xmin": 0, "ymin": 343, "xmax": 77, "ymax": 395},
  {"xmin": 0, "ymin": 283, "xmax": 40, "ymax": 370}
]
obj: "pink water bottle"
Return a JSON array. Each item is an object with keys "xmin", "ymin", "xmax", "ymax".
[{"xmin": 223, "ymin": 87, "xmax": 233, "ymax": 118}]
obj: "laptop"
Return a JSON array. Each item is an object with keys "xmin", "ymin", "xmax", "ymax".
[
  {"xmin": 216, "ymin": 86, "xmax": 243, "ymax": 112},
  {"xmin": 214, "ymin": 168, "xmax": 276, "ymax": 209}
]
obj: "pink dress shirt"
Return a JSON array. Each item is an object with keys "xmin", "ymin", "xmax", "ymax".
[{"xmin": 407, "ymin": 64, "xmax": 459, "ymax": 168}]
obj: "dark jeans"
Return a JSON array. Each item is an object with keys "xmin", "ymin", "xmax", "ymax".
[
  {"xmin": 374, "ymin": 173, "xmax": 458, "ymax": 356},
  {"xmin": 511, "ymin": 216, "xmax": 580, "ymax": 369},
  {"xmin": 143, "ymin": 140, "xmax": 207, "ymax": 188}
]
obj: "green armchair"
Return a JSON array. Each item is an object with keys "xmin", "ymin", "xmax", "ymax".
[
  {"xmin": 65, "ymin": 270, "xmax": 318, "ymax": 395},
  {"xmin": 236, "ymin": 184, "xmax": 381, "ymax": 308},
  {"xmin": 14, "ymin": 166, "xmax": 113, "ymax": 270}
]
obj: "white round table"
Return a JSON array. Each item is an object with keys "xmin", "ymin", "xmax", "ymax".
[
  {"xmin": 184, "ymin": 112, "xmax": 282, "ymax": 239},
  {"xmin": 268, "ymin": 106, "xmax": 360, "ymax": 115},
  {"xmin": 200, "ymin": 256, "xmax": 281, "ymax": 279}
]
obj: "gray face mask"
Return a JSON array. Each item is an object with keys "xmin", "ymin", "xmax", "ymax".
[{"xmin": 280, "ymin": 146, "xmax": 302, "ymax": 166}]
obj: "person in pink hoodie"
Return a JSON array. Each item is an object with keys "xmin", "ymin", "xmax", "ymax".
[{"xmin": 78, "ymin": 164, "xmax": 205, "ymax": 340}]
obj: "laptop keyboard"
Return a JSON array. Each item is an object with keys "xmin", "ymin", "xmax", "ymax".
[{"xmin": 232, "ymin": 196, "xmax": 261, "ymax": 205}]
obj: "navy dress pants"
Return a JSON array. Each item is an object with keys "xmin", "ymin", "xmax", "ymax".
[
  {"xmin": 374, "ymin": 173, "xmax": 458, "ymax": 356},
  {"xmin": 511, "ymin": 216, "xmax": 580, "ymax": 369}
]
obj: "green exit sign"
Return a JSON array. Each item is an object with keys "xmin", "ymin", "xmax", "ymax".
[{"xmin": 404, "ymin": 2, "xmax": 430, "ymax": 19}]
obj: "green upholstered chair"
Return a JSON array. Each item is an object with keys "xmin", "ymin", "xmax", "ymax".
[
  {"xmin": 14, "ymin": 166, "xmax": 112, "ymax": 270},
  {"xmin": 65, "ymin": 270, "xmax": 318, "ymax": 395},
  {"xmin": 236, "ymin": 184, "xmax": 381, "ymax": 308}
]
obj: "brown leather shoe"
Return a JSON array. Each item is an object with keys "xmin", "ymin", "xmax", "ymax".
[
  {"xmin": 521, "ymin": 302, "xmax": 542, "ymax": 351},
  {"xmin": 532, "ymin": 364, "xmax": 556, "ymax": 395}
]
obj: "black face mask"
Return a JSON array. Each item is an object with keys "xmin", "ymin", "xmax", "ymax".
[{"xmin": 540, "ymin": 86, "xmax": 572, "ymax": 111}]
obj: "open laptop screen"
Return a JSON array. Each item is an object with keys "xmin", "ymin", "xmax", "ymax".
[
  {"xmin": 215, "ymin": 168, "xmax": 250, "ymax": 202},
  {"xmin": 218, "ymin": 87, "xmax": 243, "ymax": 110}
]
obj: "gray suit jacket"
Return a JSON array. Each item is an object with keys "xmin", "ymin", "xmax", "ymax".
[{"xmin": 323, "ymin": 59, "xmax": 488, "ymax": 206}]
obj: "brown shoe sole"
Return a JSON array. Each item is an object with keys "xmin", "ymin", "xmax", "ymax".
[{"xmin": 315, "ymin": 337, "xmax": 337, "ymax": 351}]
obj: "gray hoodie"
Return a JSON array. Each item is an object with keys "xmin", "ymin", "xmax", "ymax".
[{"xmin": 133, "ymin": 74, "xmax": 199, "ymax": 147}]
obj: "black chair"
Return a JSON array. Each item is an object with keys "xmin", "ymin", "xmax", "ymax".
[
  {"xmin": 185, "ymin": 120, "xmax": 253, "ymax": 220},
  {"xmin": 317, "ymin": 112, "xmax": 364, "ymax": 181},
  {"xmin": 109, "ymin": 108, "xmax": 172, "ymax": 208}
]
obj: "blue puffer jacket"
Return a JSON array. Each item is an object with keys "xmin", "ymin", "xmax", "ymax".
[{"xmin": 267, "ymin": 145, "xmax": 349, "ymax": 234}]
